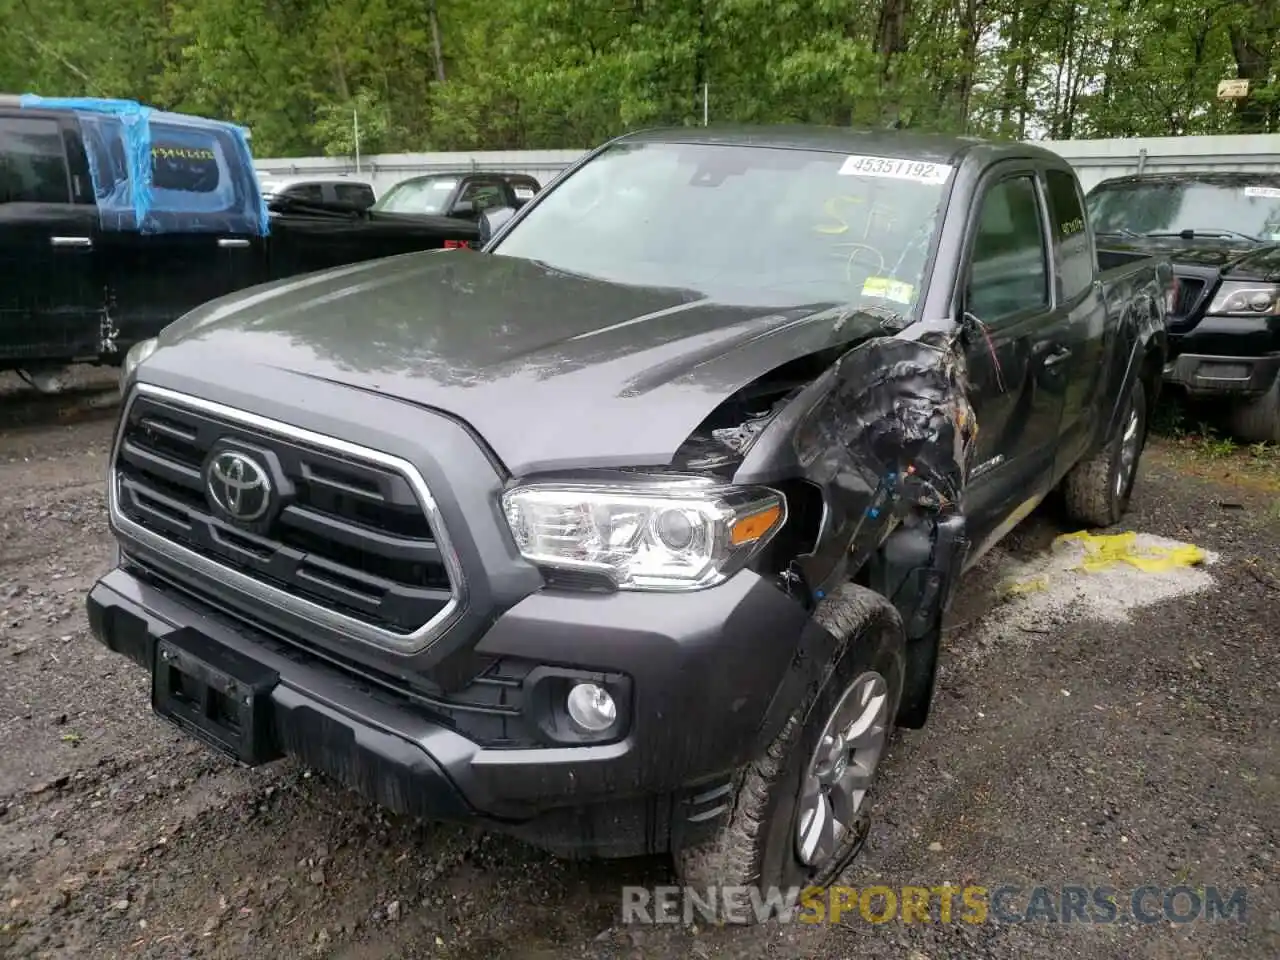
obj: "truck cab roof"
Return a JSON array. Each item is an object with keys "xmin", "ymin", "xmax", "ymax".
[
  {"xmin": 612, "ymin": 124, "xmax": 1072, "ymax": 169},
  {"xmin": 1092, "ymin": 171, "xmax": 1280, "ymax": 190}
]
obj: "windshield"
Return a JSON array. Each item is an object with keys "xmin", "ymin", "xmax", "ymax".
[
  {"xmin": 372, "ymin": 176, "xmax": 458, "ymax": 214},
  {"xmin": 492, "ymin": 142, "xmax": 951, "ymax": 311},
  {"xmin": 1087, "ymin": 180, "xmax": 1280, "ymax": 243}
]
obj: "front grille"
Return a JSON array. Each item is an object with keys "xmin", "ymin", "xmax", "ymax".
[{"xmin": 110, "ymin": 386, "xmax": 461, "ymax": 648}]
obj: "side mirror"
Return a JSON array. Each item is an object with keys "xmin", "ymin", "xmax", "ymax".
[
  {"xmin": 450, "ymin": 199, "xmax": 475, "ymax": 218},
  {"xmin": 478, "ymin": 206, "xmax": 517, "ymax": 246}
]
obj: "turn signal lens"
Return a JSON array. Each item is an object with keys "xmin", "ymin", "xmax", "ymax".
[{"xmin": 730, "ymin": 503, "xmax": 784, "ymax": 546}]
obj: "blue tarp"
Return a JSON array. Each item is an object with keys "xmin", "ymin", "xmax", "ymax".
[{"xmin": 20, "ymin": 94, "xmax": 269, "ymax": 236}]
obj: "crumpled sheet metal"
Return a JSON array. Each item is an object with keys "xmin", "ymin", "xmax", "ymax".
[
  {"xmin": 775, "ymin": 319, "xmax": 977, "ymax": 599},
  {"xmin": 19, "ymin": 94, "xmax": 268, "ymax": 237},
  {"xmin": 796, "ymin": 324, "xmax": 977, "ymax": 516}
]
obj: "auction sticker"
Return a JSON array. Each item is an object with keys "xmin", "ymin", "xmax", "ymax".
[
  {"xmin": 839, "ymin": 155, "xmax": 953, "ymax": 185},
  {"xmin": 862, "ymin": 276, "xmax": 915, "ymax": 304},
  {"xmin": 1244, "ymin": 186, "xmax": 1280, "ymax": 199}
]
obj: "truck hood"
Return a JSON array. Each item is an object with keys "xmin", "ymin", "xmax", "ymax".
[
  {"xmin": 1102, "ymin": 236, "xmax": 1280, "ymax": 280},
  {"xmin": 143, "ymin": 251, "xmax": 885, "ymax": 475}
]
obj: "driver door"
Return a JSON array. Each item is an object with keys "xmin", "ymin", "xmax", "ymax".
[{"xmin": 958, "ymin": 165, "xmax": 1067, "ymax": 555}]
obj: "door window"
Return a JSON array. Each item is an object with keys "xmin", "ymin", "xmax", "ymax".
[
  {"xmin": 285, "ymin": 183, "xmax": 325, "ymax": 202},
  {"xmin": 458, "ymin": 179, "xmax": 505, "ymax": 213},
  {"xmin": 335, "ymin": 183, "xmax": 375, "ymax": 208},
  {"xmin": 0, "ymin": 116, "xmax": 70, "ymax": 204},
  {"xmin": 966, "ymin": 175, "xmax": 1049, "ymax": 324},
  {"xmin": 1044, "ymin": 169, "xmax": 1093, "ymax": 302}
]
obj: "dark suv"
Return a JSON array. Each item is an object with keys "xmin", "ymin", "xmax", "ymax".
[{"xmin": 1087, "ymin": 172, "xmax": 1280, "ymax": 443}]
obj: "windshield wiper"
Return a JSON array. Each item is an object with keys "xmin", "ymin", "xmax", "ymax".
[
  {"xmin": 1144, "ymin": 228, "xmax": 1260, "ymax": 242},
  {"xmin": 1096, "ymin": 228, "xmax": 1142, "ymax": 239}
]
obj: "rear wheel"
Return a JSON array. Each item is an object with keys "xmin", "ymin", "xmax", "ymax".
[
  {"xmin": 673, "ymin": 584, "xmax": 905, "ymax": 921},
  {"xmin": 1228, "ymin": 377, "xmax": 1280, "ymax": 445},
  {"xmin": 1061, "ymin": 378, "xmax": 1147, "ymax": 528}
]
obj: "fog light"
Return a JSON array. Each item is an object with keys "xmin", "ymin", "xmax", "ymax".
[{"xmin": 566, "ymin": 683, "xmax": 617, "ymax": 732}]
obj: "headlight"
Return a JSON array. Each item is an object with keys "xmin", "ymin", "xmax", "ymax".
[
  {"xmin": 120, "ymin": 337, "xmax": 159, "ymax": 388},
  {"xmin": 501, "ymin": 479, "xmax": 786, "ymax": 591},
  {"xmin": 1207, "ymin": 282, "xmax": 1280, "ymax": 317}
]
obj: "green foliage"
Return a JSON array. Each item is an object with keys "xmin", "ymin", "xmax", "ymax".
[{"xmin": 0, "ymin": 0, "xmax": 1276, "ymax": 156}]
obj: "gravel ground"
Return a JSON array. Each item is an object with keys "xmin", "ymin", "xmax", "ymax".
[{"xmin": 1, "ymin": 373, "xmax": 1277, "ymax": 959}]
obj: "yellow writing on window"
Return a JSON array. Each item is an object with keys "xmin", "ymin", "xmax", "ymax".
[
  {"xmin": 152, "ymin": 146, "xmax": 216, "ymax": 161},
  {"xmin": 816, "ymin": 196, "xmax": 900, "ymax": 240}
]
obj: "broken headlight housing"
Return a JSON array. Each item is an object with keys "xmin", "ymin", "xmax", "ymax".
[
  {"xmin": 501, "ymin": 480, "xmax": 786, "ymax": 591},
  {"xmin": 1207, "ymin": 282, "xmax": 1280, "ymax": 317}
]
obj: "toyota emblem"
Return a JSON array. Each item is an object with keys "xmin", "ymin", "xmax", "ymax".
[{"xmin": 206, "ymin": 450, "xmax": 273, "ymax": 522}]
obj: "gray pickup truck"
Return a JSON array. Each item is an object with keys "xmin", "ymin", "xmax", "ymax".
[{"xmin": 88, "ymin": 127, "xmax": 1169, "ymax": 914}]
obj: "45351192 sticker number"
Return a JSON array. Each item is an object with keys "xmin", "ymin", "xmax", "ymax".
[{"xmin": 838, "ymin": 155, "xmax": 954, "ymax": 185}]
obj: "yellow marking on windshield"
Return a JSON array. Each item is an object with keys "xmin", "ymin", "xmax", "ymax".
[
  {"xmin": 815, "ymin": 195, "xmax": 864, "ymax": 234},
  {"xmin": 862, "ymin": 276, "xmax": 915, "ymax": 304}
]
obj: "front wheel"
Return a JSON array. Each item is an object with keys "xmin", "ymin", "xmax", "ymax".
[
  {"xmin": 1061, "ymin": 378, "xmax": 1148, "ymax": 528},
  {"xmin": 673, "ymin": 584, "xmax": 906, "ymax": 920}
]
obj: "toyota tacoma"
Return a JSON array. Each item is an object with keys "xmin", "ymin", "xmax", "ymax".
[{"xmin": 88, "ymin": 127, "xmax": 1170, "ymax": 907}]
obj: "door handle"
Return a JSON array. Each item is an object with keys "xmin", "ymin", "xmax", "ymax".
[
  {"xmin": 1043, "ymin": 346, "xmax": 1072, "ymax": 368},
  {"xmin": 50, "ymin": 236, "xmax": 92, "ymax": 248},
  {"xmin": 218, "ymin": 238, "xmax": 251, "ymax": 249}
]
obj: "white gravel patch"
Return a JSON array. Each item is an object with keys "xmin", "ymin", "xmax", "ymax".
[{"xmin": 955, "ymin": 531, "xmax": 1220, "ymax": 665}]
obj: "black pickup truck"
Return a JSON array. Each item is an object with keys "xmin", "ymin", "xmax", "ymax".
[
  {"xmin": 88, "ymin": 127, "xmax": 1169, "ymax": 913},
  {"xmin": 1087, "ymin": 172, "xmax": 1280, "ymax": 442},
  {"xmin": 371, "ymin": 171, "xmax": 542, "ymax": 219},
  {"xmin": 0, "ymin": 94, "xmax": 477, "ymax": 385}
]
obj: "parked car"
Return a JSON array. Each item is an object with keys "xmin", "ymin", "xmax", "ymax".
[
  {"xmin": 89, "ymin": 127, "xmax": 1168, "ymax": 915},
  {"xmin": 1087, "ymin": 171, "xmax": 1280, "ymax": 442},
  {"xmin": 371, "ymin": 171, "xmax": 541, "ymax": 219},
  {"xmin": 257, "ymin": 174, "xmax": 377, "ymax": 210},
  {"xmin": 0, "ymin": 94, "xmax": 477, "ymax": 384}
]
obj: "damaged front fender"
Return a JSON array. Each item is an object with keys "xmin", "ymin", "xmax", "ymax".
[{"xmin": 733, "ymin": 318, "xmax": 978, "ymax": 607}]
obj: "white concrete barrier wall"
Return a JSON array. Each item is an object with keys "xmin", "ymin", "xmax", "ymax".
[{"xmin": 254, "ymin": 135, "xmax": 1280, "ymax": 198}]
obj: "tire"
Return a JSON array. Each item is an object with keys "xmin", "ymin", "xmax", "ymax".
[
  {"xmin": 1061, "ymin": 378, "xmax": 1148, "ymax": 528},
  {"xmin": 672, "ymin": 584, "xmax": 906, "ymax": 922},
  {"xmin": 1228, "ymin": 377, "xmax": 1280, "ymax": 445}
]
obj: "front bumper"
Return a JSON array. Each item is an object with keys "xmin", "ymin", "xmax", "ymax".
[
  {"xmin": 1163, "ymin": 351, "xmax": 1280, "ymax": 397},
  {"xmin": 88, "ymin": 552, "xmax": 815, "ymax": 853}
]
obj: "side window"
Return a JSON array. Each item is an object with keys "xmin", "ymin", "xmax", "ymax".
[
  {"xmin": 151, "ymin": 132, "xmax": 222, "ymax": 194},
  {"xmin": 0, "ymin": 116, "xmax": 70, "ymax": 204},
  {"xmin": 459, "ymin": 179, "xmax": 504, "ymax": 212},
  {"xmin": 334, "ymin": 183, "xmax": 374, "ymax": 208},
  {"xmin": 1044, "ymin": 169, "xmax": 1093, "ymax": 302},
  {"xmin": 286, "ymin": 183, "xmax": 325, "ymax": 202},
  {"xmin": 967, "ymin": 175, "xmax": 1049, "ymax": 324}
]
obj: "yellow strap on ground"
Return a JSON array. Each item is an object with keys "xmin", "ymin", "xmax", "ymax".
[{"xmin": 1054, "ymin": 531, "xmax": 1208, "ymax": 573}]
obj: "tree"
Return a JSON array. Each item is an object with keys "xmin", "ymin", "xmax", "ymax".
[{"xmin": 0, "ymin": 0, "xmax": 1275, "ymax": 157}]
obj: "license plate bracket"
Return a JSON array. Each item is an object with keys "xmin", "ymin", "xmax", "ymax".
[{"xmin": 151, "ymin": 627, "xmax": 281, "ymax": 766}]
